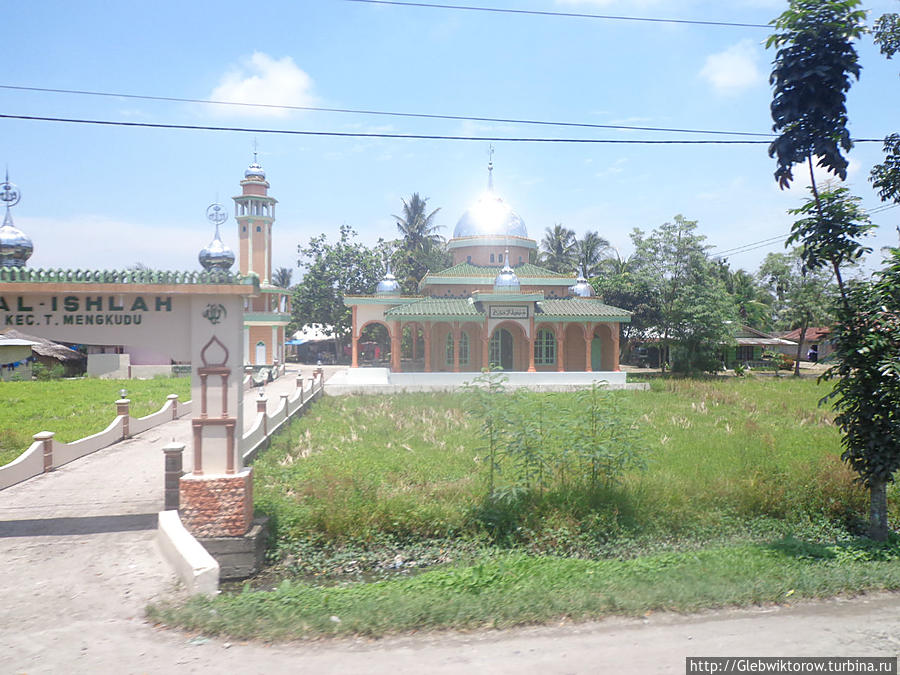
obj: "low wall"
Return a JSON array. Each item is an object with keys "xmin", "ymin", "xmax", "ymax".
[
  {"xmin": 87, "ymin": 353, "xmax": 130, "ymax": 379},
  {"xmin": 241, "ymin": 376, "xmax": 325, "ymax": 465},
  {"xmin": 157, "ymin": 510, "xmax": 219, "ymax": 596},
  {"xmin": 325, "ymin": 369, "xmax": 643, "ymax": 395},
  {"xmin": 0, "ymin": 394, "xmax": 192, "ymax": 491}
]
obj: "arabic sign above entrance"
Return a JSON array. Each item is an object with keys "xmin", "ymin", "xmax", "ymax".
[{"xmin": 489, "ymin": 305, "xmax": 528, "ymax": 319}]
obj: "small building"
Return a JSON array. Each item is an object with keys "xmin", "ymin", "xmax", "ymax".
[
  {"xmin": 343, "ymin": 162, "xmax": 630, "ymax": 373},
  {"xmin": 723, "ymin": 326, "xmax": 797, "ymax": 368},
  {"xmin": 0, "ymin": 334, "xmax": 35, "ymax": 380},
  {"xmin": 2, "ymin": 329, "xmax": 86, "ymax": 377},
  {"xmin": 778, "ymin": 326, "xmax": 832, "ymax": 361}
]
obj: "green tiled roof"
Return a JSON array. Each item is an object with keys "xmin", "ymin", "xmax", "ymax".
[
  {"xmin": 536, "ymin": 299, "xmax": 631, "ymax": 321},
  {"xmin": 422, "ymin": 262, "xmax": 574, "ymax": 287},
  {"xmin": 385, "ymin": 298, "xmax": 482, "ymax": 320},
  {"xmin": 0, "ymin": 266, "xmax": 253, "ymax": 286}
]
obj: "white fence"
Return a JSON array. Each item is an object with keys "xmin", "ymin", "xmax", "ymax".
[
  {"xmin": 0, "ymin": 394, "xmax": 192, "ymax": 490},
  {"xmin": 241, "ymin": 372, "xmax": 324, "ymax": 465}
]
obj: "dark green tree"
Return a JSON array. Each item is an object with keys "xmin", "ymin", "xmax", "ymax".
[
  {"xmin": 822, "ymin": 249, "xmax": 900, "ymax": 540},
  {"xmin": 574, "ymin": 230, "xmax": 611, "ymax": 278},
  {"xmin": 758, "ymin": 250, "xmax": 836, "ymax": 375},
  {"xmin": 786, "ymin": 185, "xmax": 873, "ymax": 307},
  {"xmin": 767, "ymin": 0, "xmax": 866, "ymax": 190},
  {"xmin": 539, "ymin": 224, "xmax": 576, "ymax": 272},
  {"xmin": 272, "ymin": 266, "xmax": 293, "ymax": 289},
  {"xmin": 393, "ymin": 193, "xmax": 442, "ymax": 252},
  {"xmin": 391, "ymin": 193, "xmax": 448, "ymax": 292},
  {"xmin": 293, "ymin": 224, "xmax": 381, "ymax": 359}
]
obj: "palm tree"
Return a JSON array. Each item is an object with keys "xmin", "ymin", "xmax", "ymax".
[
  {"xmin": 272, "ymin": 266, "xmax": 293, "ymax": 289},
  {"xmin": 539, "ymin": 224, "xmax": 576, "ymax": 272},
  {"xmin": 575, "ymin": 231, "xmax": 611, "ymax": 278},
  {"xmin": 393, "ymin": 193, "xmax": 443, "ymax": 253}
]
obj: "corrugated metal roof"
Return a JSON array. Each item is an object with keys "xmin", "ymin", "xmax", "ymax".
[{"xmin": 536, "ymin": 299, "xmax": 631, "ymax": 320}]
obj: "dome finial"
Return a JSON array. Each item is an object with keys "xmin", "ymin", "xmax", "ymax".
[
  {"xmin": 487, "ymin": 145, "xmax": 494, "ymax": 191},
  {"xmin": 569, "ymin": 266, "xmax": 594, "ymax": 297},
  {"xmin": 0, "ymin": 173, "xmax": 31, "ymax": 268},
  {"xmin": 376, "ymin": 256, "xmax": 401, "ymax": 295},
  {"xmin": 199, "ymin": 203, "xmax": 235, "ymax": 271}
]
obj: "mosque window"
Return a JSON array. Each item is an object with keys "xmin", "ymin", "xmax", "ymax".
[
  {"xmin": 445, "ymin": 333, "xmax": 454, "ymax": 365},
  {"xmin": 467, "ymin": 256, "xmax": 471, "ymax": 263},
  {"xmin": 446, "ymin": 331, "xmax": 470, "ymax": 365},
  {"xmin": 534, "ymin": 329, "xmax": 556, "ymax": 366},
  {"xmin": 490, "ymin": 253, "xmax": 495, "ymax": 263},
  {"xmin": 499, "ymin": 253, "xmax": 504, "ymax": 263},
  {"xmin": 519, "ymin": 256, "xmax": 523, "ymax": 264},
  {"xmin": 257, "ymin": 226, "xmax": 261, "ymax": 232}
]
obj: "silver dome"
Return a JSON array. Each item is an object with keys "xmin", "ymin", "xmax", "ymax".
[
  {"xmin": 453, "ymin": 191, "xmax": 527, "ymax": 239},
  {"xmin": 569, "ymin": 269, "xmax": 594, "ymax": 297},
  {"xmin": 199, "ymin": 224, "xmax": 235, "ymax": 271},
  {"xmin": 375, "ymin": 263, "xmax": 401, "ymax": 295},
  {"xmin": 244, "ymin": 161, "xmax": 266, "ymax": 180},
  {"xmin": 0, "ymin": 209, "xmax": 33, "ymax": 268},
  {"xmin": 493, "ymin": 253, "xmax": 520, "ymax": 292}
]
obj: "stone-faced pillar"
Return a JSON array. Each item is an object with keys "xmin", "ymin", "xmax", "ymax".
[
  {"xmin": 424, "ymin": 322, "xmax": 432, "ymax": 373},
  {"xmin": 556, "ymin": 323, "xmax": 564, "ymax": 372},
  {"xmin": 391, "ymin": 321, "xmax": 402, "ymax": 372},
  {"xmin": 527, "ymin": 315, "xmax": 536, "ymax": 372},
  {"xmin": 180, "ymin": 294, "xmax": 252, "ymax": 538}
]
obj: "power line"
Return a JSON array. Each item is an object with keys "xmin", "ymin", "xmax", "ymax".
[
  {"xmin": 342, "ymin": 0, "xmax": 770, "ymax": 29},
  {"xmin": 0, "ymin": 113, "xmax": 784, "ymax": 143},
  {"xmin": 0, "ymin": 84, "xmax": 775, "ymax": 138}
]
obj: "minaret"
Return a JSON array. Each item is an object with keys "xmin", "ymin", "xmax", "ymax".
[{"xmin": 233, "ymin": 151, "xmax": 277, "ymax": 284}]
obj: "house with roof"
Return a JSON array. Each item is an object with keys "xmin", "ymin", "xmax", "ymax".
[{"xmin": 343, "ymin": 162, "xmax": 630, "ymax": 374}]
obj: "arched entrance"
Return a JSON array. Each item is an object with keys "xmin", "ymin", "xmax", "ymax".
[
  {"xmin": 591, "ymin": 337, "xmax": 602, "ymax": 371},
  {"xmin": 489, "ymin": 327, "xmax": 514, "ymax": 371},
  {"xmin": 358, "ymin": 321, "xmax": 391, "ymax": 366}
]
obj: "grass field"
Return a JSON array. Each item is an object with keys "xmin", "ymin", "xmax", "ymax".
[
  {"xmin": 0, "ymin": 377, "xmax": 191, "ymax": 467},
  {"xmin": 148, "ymin": 376, "xmax": 900, "ymax": 639}
]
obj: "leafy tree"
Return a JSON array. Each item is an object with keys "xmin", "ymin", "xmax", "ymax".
[
  {"xmin": 767, "ymin": 0, "xmax": 866, "ymax": 190},
  {"xmin": 714, "ymin": 262, "xmax": 773, "ymax": 330},
  {"xmin": 391, "ymin": 194, "xmax": 448, "ymax": 292},
  {"xmin": 293, "ymin": 224, "xmax": 381, "ymax": 359},
  {"xmin": 822, "ymin": 249, "xmax": 900, "ymax": 540},
  {"xmin": 758, "ymin": 250, "xmax": 836, "ymax": 375},
  {"xmin": 786, "ymin": 185, "xmax": 873, "ymax": 307},
  {"xmin": 593, "ymin": 267, "xmax": 660, "ymax": 359},
  {"xmin": 539, "ymin": 224, "xmax": 576, "ymax": 272},
  {"xmin": 630, "ymin": 215, "xmax": 734, "ymax": 372},
  {"xmin": 393, "ymin": 193, "xmax": 443, "ymax": 252},
  {"xmin": 871, "ymin": 11, "xmax": 900, "ymax": 208},
  {"xmin": 272, "ymin": 266, "xmax": 293, "ymax": 289},
  {"xmin": 574, "ymin": 230, "xmax": 611, "ymax": 278}
]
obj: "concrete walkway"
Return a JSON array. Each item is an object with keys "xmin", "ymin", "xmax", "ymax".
[{"xmin": 1, "ymin": 365, "xmax": 899, "ymax": 673}]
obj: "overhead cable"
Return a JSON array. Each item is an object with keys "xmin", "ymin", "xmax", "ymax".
[
  {"xmin": 342, "ymin": 0, "xmax": 770, "ymax": 29},
  {"xmin": 0, "ymin": 84, "xmax": 774, "ymax": 138}
]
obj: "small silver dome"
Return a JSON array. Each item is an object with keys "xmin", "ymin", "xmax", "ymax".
[
  {"xmin": 199, "ymin": 224, "xmax": 235, "ymax": 271},
  {"xmin": 569, "ymin": 269, "xmax": 594, "ymax": 297},
  {"xmin": 0, "ymin": 209, "xmax": 33, "ymax": 268},
  {"xmin": 453, "ymin": 191, "xmax": 527, "ymax": 239},
  {"xmin": 376, "ymin": 263, "xmax": 402, "ymax": 295},
  {"xmin": 244, "ymin": 161, "xmax": 266, "ymax": 180},
  {"xmin": 493, "ymin": 252, "xmax": 520, "ymax": 293}
]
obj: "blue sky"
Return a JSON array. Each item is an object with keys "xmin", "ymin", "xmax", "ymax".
[{"xmin": 3, "ymin": 0, "xmax": 900, "ymax": 279}]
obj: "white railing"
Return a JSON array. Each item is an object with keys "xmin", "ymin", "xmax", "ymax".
[
  {"xmin": 0, "ymin": 393, "xmax": 192, "ymax": 491},
  {"xmin": 241, "ymin": 371, "xmax": 325, "ymax": 465}
]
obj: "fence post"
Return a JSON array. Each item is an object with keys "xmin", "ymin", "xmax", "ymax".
[
  {"xmin": 116, "ymin": 398, "xmax": 131, "ymax": 439},
  {"xmin": 34, "ymin": 431, "xmax": 54, "ymax": 472},
  {"xmin": 281, "ymin": 393, "xmax": 290, "ymax": 419},
  {"xmin": 163, "ymin": 442, "xmax": 184, "ymax": 511},
  {"xmin": 167, "ymin": 393, "xmax": 179, "ymax": 420},
  {"xmin": 257, "ymin": 394, "xmax": 268, "ymax": 436}
]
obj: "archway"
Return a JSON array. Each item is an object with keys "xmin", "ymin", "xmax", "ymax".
[
  {"xmin": 402, "ymin": 323, "xmax": 424, "ymax": 370},
  {"xmin": 564, "ymin": 324, "xmax": 587, "ymax": 372},
  {"xmin": 358, "ymin": 321, "xmax": 391, "ymax": 367}
]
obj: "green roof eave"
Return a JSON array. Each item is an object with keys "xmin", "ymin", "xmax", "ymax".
[
  {"xmin": 244, "ymin": 312, "xmax": 291, "ymax": 324},
  {"xmin": 472, "ymin": 291, "xmax": 545, "ymax": 302},
  {"xmin": 343, "ymin": 295, "xmax": 423, "ymax": 306}
]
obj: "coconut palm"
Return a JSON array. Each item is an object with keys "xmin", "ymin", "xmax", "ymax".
[
  {"xmin": 539, "ymin": 224, "xmax": 577, "ymax": 272},
  {"xmin": 575, "ymin": 230, "xmax": 612, "ymax": 278},
  {"xmin": 272, "ymin": 266, "xmax": 293, "ymax": 289},
  {"xmin": 393, "ymin": 193, "xmax": 443, "ymax": 253}
]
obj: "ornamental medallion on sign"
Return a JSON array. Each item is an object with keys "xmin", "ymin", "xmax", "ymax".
[{"xmin": 203, "ymin": 303, "xmax": 227, "ymax": 325}]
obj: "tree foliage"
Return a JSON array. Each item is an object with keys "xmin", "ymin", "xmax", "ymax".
[
  {"xmin": 539, "ymin": 224, "xmax": 577, "ymax": 272},
  {"xmin": 767, "ymin": 0, "xmax": 866, "ymax": 189},
  {"xmin": 391, "ymin": 193, "xmax": 449, "ymax": 293},
  {"xmin": 786, "ymin": 185, "xmax": 873, "ymax": 303},
  {"xmin": 272, "ymin": 266, "xmax": 293, "ymax": 289},
  {"xmin": 574, "ymin": 230, "xmax": 611, "ymax": 278},
  {"xmin": 292, "ymin": 224, "xmax": 381, "ymax": 353},
  {"xmin": 822, "ymin": 250, "xmax": 900, "ymax": 540}
]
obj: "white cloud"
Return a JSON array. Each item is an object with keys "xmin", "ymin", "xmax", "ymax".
[
  {"xmin": 781, "ymin": 157, "xmax": 862, "ymax": 193},
  {"xmin": 699, "ymin": 39, "xmax": 763, "ymax": 95},
  {"xmin": 208, "ymin": 52, "xmax": 315, "ymax": 118}
]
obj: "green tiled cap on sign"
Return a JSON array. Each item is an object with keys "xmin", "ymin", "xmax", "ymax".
[{"xmin": 0, "ymin": 266, "xmax": 253, "ymax": 286}]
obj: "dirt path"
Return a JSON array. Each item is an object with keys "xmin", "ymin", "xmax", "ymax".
[{"xmin": 1, "ymin": 367, "xmax": 897, "ymax": 673}]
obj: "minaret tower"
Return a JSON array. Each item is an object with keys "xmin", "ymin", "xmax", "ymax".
[
  {"xmin": 233, "ymin": 150, "xmax": 277, "ymax": 284},
  {"xmin": 232, "ymin": 150, "xmax": 290, "ymax": 368}
]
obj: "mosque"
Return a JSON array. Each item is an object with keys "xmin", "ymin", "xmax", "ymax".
[
  {"xmin": 343, "ymin": 161, "xmax": 631, "ymax": 374},
  {"xmin": 0, "ymin": 157, "xmax": 290, "ymax": 375}
]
